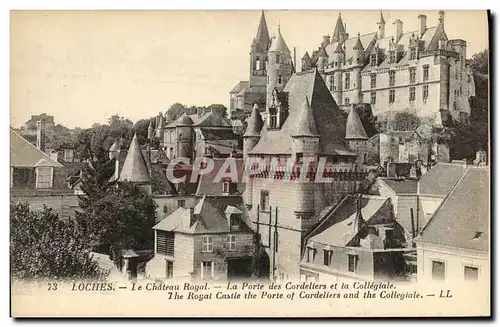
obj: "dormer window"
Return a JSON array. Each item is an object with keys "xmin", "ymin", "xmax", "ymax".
[
  {"xmin": 222, "ymin": 181, "xmax": 230, "ymax": 194},
  {"xmin": 370, "ymin": 54, "xmax": 377, "ymax": 67},
  {"xmin": 35, "ymin": 166, "xmax": 53, "ymax": 189},
  {"xmin": 409, "ymin": 47, "xmax": 417, "ymax": 60},
  {"xmin": 389, "ymin": 50, "xmax": 396, "ymax": 64},
  {"xmin": 256, "ymin": 57, "xmax": 261, "ymax": 70},
  {"xmin": 229, "ymin": 214, "xmax": 241, "ymax": 231},
  {"xmin": 269, "ymin": 108, "xmax": 277, "ymax": 128}
]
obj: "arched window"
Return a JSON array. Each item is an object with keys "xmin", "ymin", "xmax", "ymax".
[
  {"xmin": 278, "ymin": 75, "xmax": 282, "ymax": 84},
  {"xmin": 256, "ymin": 57, "xmax": 261, "ymax": 71}
]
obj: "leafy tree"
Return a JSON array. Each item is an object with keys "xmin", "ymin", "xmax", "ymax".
[
  {"xmin": 10, "ymin": 203, "xmax": 108, "ymax": 280},
  {"xmin": 166, "ymin": 103, "xmax": 187, "ymax": 122},
  {"xmin": 77, "ymin": 181, "xmax": 157, "ymax": 262},
  {"xmin": 469, "ymin": 50, "xmax": 488, "ymax": 75},
  {"xmin": 390, "ymin": 112, "xmax": 421, "ymax": 131},
  {"xmin": 355, "ymin": 104, "xmax": 379, "ymax": 137}
]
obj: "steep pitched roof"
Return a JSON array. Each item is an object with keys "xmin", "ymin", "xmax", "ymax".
[
  {"xmin": 345, "ymin": 105, "xmax": 368, "ymax": 140},
  {"xmin": 269, "ymin": 28, "xmax": 290, "ymax": 53},
  {"xmin": 254, "ymin": 10, "xmax": 270, "ymax": 48},
  {"xmin": 195, "ymin": 158, "xmax": 245, "ymax": 196},
  {"xmin": 193, "ymin": 111, "xmax": 232, "ymax": 128},
  {"xmin": 10, "ymin": 129, "xmax": 63, "ymax": 168},
  {"xmin": 249, "ymin": 69, "xmax": 352, "ymax": 156},
  {"xmin": 419, "ymin": 163, "xmax": 465, "ymax": 196},
  {"xmin": 293, "ymin": 96, "xmax": 318, "ymax": 137},
  {"xmin": 118, "ymin": 134, "xmax": 151, "ymax": 183},
  {"xmin": 331, "ymin": 14, "xmax": 346, "ymax": 43},
  {"xmin": 230, "ymin": 81, "xmax": 249, "ymax": 94},
  {"xmin": 302, "ymin": 51, "xmax": 311, "ymax": 60},
  {"xmin": 353, "ymin": 33, "xmax": 364, "ymax": 50},
  {"xmin": 243, "ymin": 104, "xmax": 264, "ymax": 137},
  {"xmin": 416, "ymin": 167, "xmax": 489, "ymax": 252},
  {"xmin": 379, "ymin": 178, "xmax": 418, "ymax": 195}
]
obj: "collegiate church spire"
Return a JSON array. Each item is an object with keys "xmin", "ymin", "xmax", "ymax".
[{"xmin": 254, "ymin": 10, "xmax": 270, "ymax": 49}]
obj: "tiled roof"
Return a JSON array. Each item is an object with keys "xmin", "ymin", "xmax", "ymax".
[
  {"xmin": 154, "ymin": 196, "xmax": 253, "ymax": 234},
  {"xmin": 379, "ymin": 178, "xmax": 418, "ymax": 194},
  {"xmin": 417, "ymin": 167, "xmax": 489, "ymax": 252},
  {"xmin": 194, "ymin": 112, "xmax": 232, "ymax": 128},
  {"xmin": 249, "ymin": 69, "xmax": 351, "ymax": 156},
  {"xmin": 195, "ymin": 158, "xmax": 245, "ymax": 196},
  {"xmin": 10, "ymin": 129, "xmax": 63, "ymax": 168},
  {"xmin": 419, "ymin": 163, "xmax": 465, "ymax": 196},
  {"xmin": 308, "ymin": 195, "xmax": 394, "ymax": 247},
  {"xmin": 118, "ymin": 134, "xmax": 151, "ymax": 183}
]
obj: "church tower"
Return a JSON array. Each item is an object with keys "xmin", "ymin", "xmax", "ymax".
[
  {"xmin": 249, "ymin": 11, "xmax": 270, "ymax": 88},
  {"xmin": 266, "ymin": 24, "xmax": 294, "ymax": 126}
]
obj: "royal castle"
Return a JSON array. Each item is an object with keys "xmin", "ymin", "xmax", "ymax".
[{"xmin": 230, "ymin": 10, "xmax": 475, "ymax": 125}]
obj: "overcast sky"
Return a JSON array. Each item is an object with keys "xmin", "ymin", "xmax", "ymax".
[{"xmin": 10, "ymin": 10, "xmax": 488, "ymax": 129}]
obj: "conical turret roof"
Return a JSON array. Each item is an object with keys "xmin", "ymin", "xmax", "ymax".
[
  {"xmin": 244, "ymin": 104, "xmax": 263, "ymax": 137},
  {"xmin": 293, "ymin": 96, "xmax": 318, "ymax": 137},
  {"xmin": 345, "ymin": 105, "xmax": 368, "ymax": 140},
  {"xmin": 302, "ymin": 51, "xmax": 311, "ymax": 60},
  {"xmin": 317, "ymin": 46, "xmax": 328, "ymax": 57},
  {"xmin": 331, "ymin": 13, "xmax": 347, "ymax": 43},
  {"xmin": 333, "ymin": 41, "xmax": 344, "ymax": 54},
  {"xmin": 176, "ymin": 113, "xmax": 194, "ymax": 126},
  {"xmin": 353, "ymin": 33, "xmax": 364, "ymax": 50},
  {"xmin": 118, "ymin": 134, "xmax": 151, "ymax": 183},
  {"xmin": 379, "ymin": 10, "xmax": 386, "ymax": 24},
  {"xmin": 148, "ymin": 120, "xmax": 154, "ymax": 131},
  {"xmin": 109, "ymin": 138, "xmax": 122, "ymax": 152},
  {"xmin": 255, "ymin": 10, "xmax": 270, "ymax": 47},
  {"xmin": 269, "ymin": 26, "xmax": 290, "ymax": 53}
]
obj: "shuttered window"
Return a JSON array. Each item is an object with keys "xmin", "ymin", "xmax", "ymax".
[{"xmin": 157, "ymin": 231, "xmax": 174, "ymax": 256}]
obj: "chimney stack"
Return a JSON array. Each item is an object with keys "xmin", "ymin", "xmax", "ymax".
[
  {"xmin": 183, "ymin": 207, "xmax": 195, "ymax": 230},
  {"xmin": 394, "ymin": 19, "xmax": 403, "ymax": 42},
  {"xmin": 418, "ymin": 14, "xmax": 427, "ymax": 37},
  {"xmin": 36, "ymin": 119, "xmax": 46, "ymax": 152}
]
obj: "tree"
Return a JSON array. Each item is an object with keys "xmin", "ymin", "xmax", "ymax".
[
  {"xmin": 77, "ymin": 180, "xmax": 157, "ymax": 261},
  {"xmin": 355, "ymin": 104, "xmax": 379, "ymax": 137},
  {"xmin": 469, "ymin": 50, "xmax": 488, "ymax": 75},
  {"xmin": 390, "ymin": 112, "xmax": 421, "ymax": 131},
  {"xmin": 166, "ymin": 103, "xmax": 187, "ymax": 122},
  {"xmin": 10, "ymin": 203, "xmax": 108, "ymax": 280},
  {"xmin": 207, "ymin": 104, "xmax": 228, "ymax": 117}
]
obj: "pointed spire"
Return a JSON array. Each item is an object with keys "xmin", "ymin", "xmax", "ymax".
[
  {"xmin": 244, "ymin": 104, "xmax": 264, "ymax": 137},
  {"xmin": 332, "ymin": 12, "xmax": 347, "ymax": 43},
  {"xmin": 255, "ymin": 10, "xmax": 270, "ymax": 47},
  {"xmin": 354, "ymin": 194, "xmax": 366, "ymax": 233},
  {"xmin": 353, "ymin": 32, "xmax": 364, "ymax": 50},
  {"xmin": 302, "ymin": 51, "xmax": 311, "ymax": 60},
  {"xmin": 345, "ymin": 104, "xmax": 368, "ymax": 140},
  {"xmin": 293, "ymin": 96, "xmax": 318, "ymax": 137},
  {"xmin": 118, "ymin": 134, "xmax": 151, "ymax": 183},
  {"xmin": 379, "ymin": 10, "xmax": 386, "ymax": 24}
]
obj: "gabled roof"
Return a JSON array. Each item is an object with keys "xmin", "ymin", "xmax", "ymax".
[
  {"xmin": 195, "ymin": 158, "xmax": 245, "ymax": 196},
  {"xmin": 10, "ymin": 129, "xmax": 63, "ymax": 168},
  {"xmin": 308, "ymin": 195, "xmax": 395, "ymax": 247},
  {"xmin": 243, "ymin": 104, "xmax": 263, "ymax": 137},
  {"xmin": 345, "ymin": 105, "xmax": 368, "ymax": 140},
  {"xmin": 118, "ymin": 134, "xmax": 151, "ymax": 183},
  {"xmin": 302, "ymin": 51, "xmax": 311, "ymax": 60},
  {"xmin": 154, "ymin": 196, "xmax": 253, "ymax": 234},
  {"xmin": 249, "ymin": 69, "xmax": 352, "ymax": 156},
  {"xmin": 419, "ymin": 163, "xmax": 465, "ymax": 196},
  {"xmin": 193, "ymin": 111, "xmax": 232, "ymax": 128},
  {"xmin": 416, "ymin": 167, "xmax": 489, "ymax": 252},
  {"xmin": 379, "ymin": 178, "xmax": 418, "ymax": 195},
  {"xmin": 326, "ymin": 32, "xmax": 377, "ymax": 64}
]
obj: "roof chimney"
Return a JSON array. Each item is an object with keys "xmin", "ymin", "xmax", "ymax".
[
  {"xmin": 418, "ymin": 14, "xmax": 427, "ymax": 37},
  {"xmin": 394, "ymin": 19, "xmax": 403, "ymax": 42},
  {"xmin": 183, "ymin": 207, "xmax": 195, "ymax": 230}
]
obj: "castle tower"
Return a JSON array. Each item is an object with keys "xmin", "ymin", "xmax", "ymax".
[
  {"xmin": 156, "ymin": 112, "xmax": 165, "ymax": 141},
  {"xmin": 243, "ymin": 104, "xmax": 263, "ymax": 158},
  {"xmin": 345, "ymin": 104, "xmax": 368, "ymax": 163},
  {"xmin": 332, "ymin": 42, "xmax": 345, "ymax": 105},
  {"xmin": 266, "ymin": 24, "xmax": 294, "ymax": 118},
  {"xmin": 118, "ymin": 133, "xmax": 152, "ymax": 195},
  {"xmin": 377, "ymin": 10, "xmax": 386, "ymax": 39},
  {"xmin": 352, "ymin": 32, "xmax": 364, "ymax": 103},
  {"xmin": 249, "ymin": 11, "xmax": 271, "ymax": 87},
  {"xmin": 175, "ymin": 113, "xmax": 194, "ymax": 161}
]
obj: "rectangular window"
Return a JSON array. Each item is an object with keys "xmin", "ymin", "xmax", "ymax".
[
  {"xmin": 432, "ymin": 260, "xmax": 446, "ymax": 280},
  {"xmin": 260, "ymin": 190, "xmax": 270, "ymax": 211},
  {"xmin": 370, "ymin": 74, "xmax": 376, "ymax": 89},
  {"xmin": 202, "ymin": 235, "xmax": 213, "ymax": 252},
  {"xmin": 227, "ymin": 235, "xmax": 236, "ymax": 251},
  {"xmin": 329, "ymin": 77, "xmax": 334, "ymax": 91},
  {"xmin": 157, "ymin": 231, "xmax": 175, "ymax": 256},
  {"xmin": 389, "ymin": 89, "xmax": 395, "ymax": 104},
  {"xmin": 269, "ymin": 108, "xmax": 277, "ymax": 128},
  {"xmin": 345, "ymin": 98, "xmax": 350, "ymax": 105},
  {"xmin": 345, "ymin": 73, "xmax": 350, "ymax": 89},
  {"xmin": 464, "ymin": 266, "xmax": 479, "ymax": 281},
  {"xmin": 222, "ymin": 182, "xmax": 230, "ymax": 194},
  {"xmin": 390, "ymin": 51, "xmax": 396, "ymax": 64},
  {"xmin": 306, "ymin": 247, "xmax": 316, "ymax": 263},
  {"xmin": 409, "ymin": 87, "xmax": 416, "ymax": 102},
  {"xmin": 423, "ymin": 65, "xmax": 429, "ymax": 81},
  {"xmin": 230, "ymin": 214, "xmax": 241, "ymax": 231},
  {"xmin": 423, "ymin": 85, "xmax": 429, "ymax": 101},
  {"xmin": 278, "ymin": 75, "xmax": 282, "ymax": 84},
  {"xmin": 276, "ymin": 55, "xmax": 280, "ymax": 64},
  {"xmin": 323, "ymin": 250, "xmax": 332, "ymax": 266},
  {"xmin": 371, "ymin": 91, "xmax": 376, "ymax": 105},
  {"xmin": 178, "ymin": 199, "xmax": 186, "ymax": 208},
  {"xmin": 410, "ymin": 47, "xmax": 417, "ymax": 60},
  {"xmin": 35, "ymin": 167, "xmax": 52, "ymax": 189},
  {"xmin": 166, "ymin": 261, "xmax": 173, "ymax": 279},
  {"xmin": 201, "ymin": 261, "xmax": 213, "ymax": 280},
  {"xmin": 348, "ymin": 254, "xmax": 358, "ymax": 272},
  {"xmin": 177, "ymin": 182, "xmax": 185, "ymax": 193},
  {"xmin": 370, "ymin": 54, "xmax": 377, "ymax": 67},
  {"xmin": 405, "ymin": 263, "xmax": 417, "ymax": 275},
  {"xmin": 389, "ymin": 71, "xmax": 395, "ymax": 87},
  {"xmin": 409, "ymin": 67, "xmax": 416, "ymax": 83}
]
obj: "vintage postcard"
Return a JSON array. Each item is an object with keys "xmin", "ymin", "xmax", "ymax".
[{"xmin": 10, "ymin": 9, "xmax": 490, "ymax": 317}]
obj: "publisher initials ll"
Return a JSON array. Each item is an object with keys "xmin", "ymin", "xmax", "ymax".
[{"xmin": 439, "ymin": 290, "xmax": 452, "ymax": 298}]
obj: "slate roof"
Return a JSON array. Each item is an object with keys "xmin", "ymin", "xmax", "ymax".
[
  {"xmin": 195, "ymin": 158, "xmax": 246, "ymax": 196},
  {"xmin": 416, "ymin": 167, "xmax": 489, "ymax": 252},
  {"xmin": 308, "ymin": 195, "xmax": 395, "ymax": 247},
  {"xmin": 10, "ymin": 129, "xmax": 63, "ymax": 168},
  {"xmin": 249, "ymin": 68, "xmax": 353, "ymax": 156},
  {"xmin": 419, "ymin": 163, "xmax": 465, "ymax": 196},
  {"xmin": 118, "ymin": 134, "xmax": 151, "ymax": 183},
  {"xmin": 194, "ymin": 112, "xmax": 232, "ymax": 128},
  {"xmin": 199, "ymin": 128, "xmax": 237, "ymax": 141},
  {"xmin": 243, "ymin": 104, "xmax": 264, "ymax": 137},
  {"xmin": 269, "ymin": 28, "xmax": 290, "ymax": 53},
  {"xmin": 345, "ymin": 105, "xmax": 368, "ymax": 140},
  {"xmin": 254, "ymin": 11, "xmax": 270, "ymax": 48},
  {"xmin": 230, "ymin": 81, "xmax": 249, "ymax": 94},
  {"xmin": 379, "ymin": 178, "xmax": 418, "ymax": 195},
  {"xmin": 331, "ymin": 14, "xmax": 346, "ymax": 43},
  {"xmin": 141, "ymin": 149, "xmax": 170, "ymax": 165},
  {"xmin": 293, "ymin": 96, "xmax": 318, "ymax": 137},
  {"xmin": 177, "ymin": 113, "xmax": 194, "ymax": 126},
  {"xmin": 325, "ymin": 32, "xmax": 377, "ymax": 65},
  {"xmin": 154, "ymin": 196, "xmax": 253, "ymax": 234}
]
